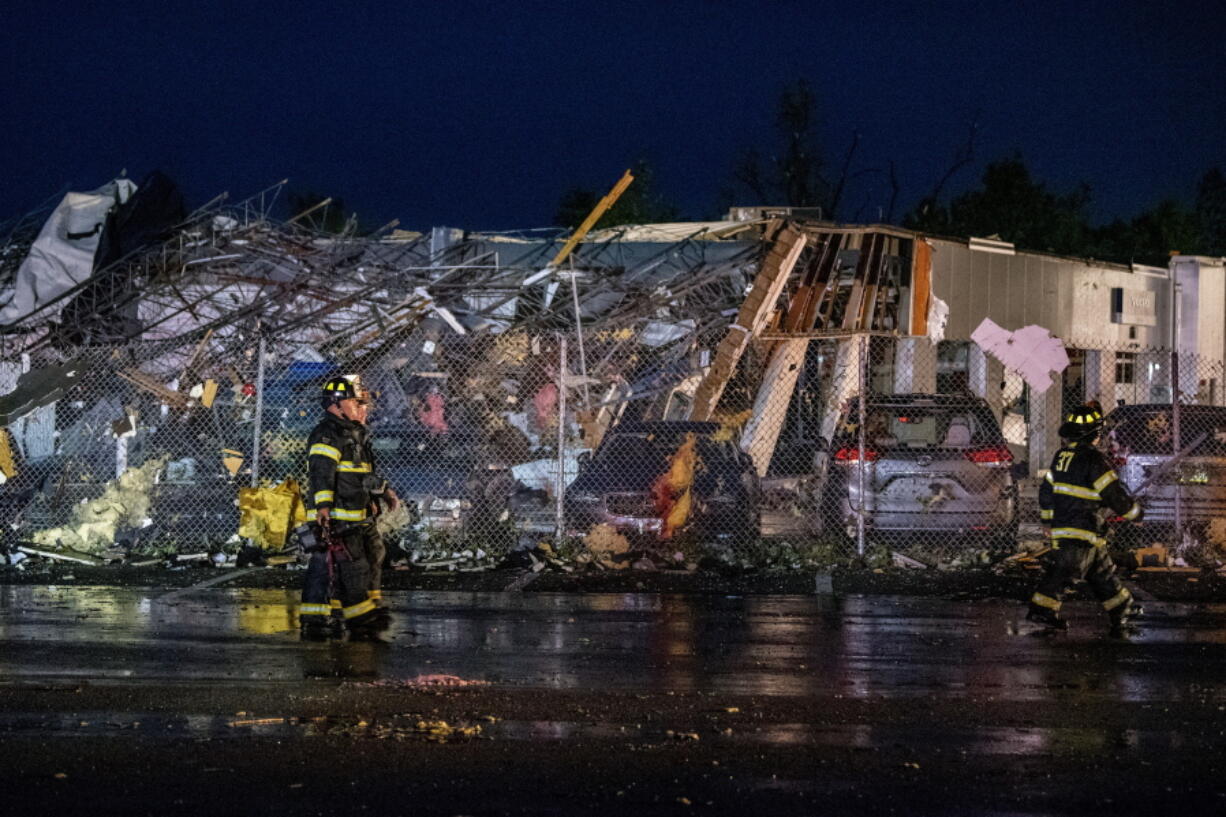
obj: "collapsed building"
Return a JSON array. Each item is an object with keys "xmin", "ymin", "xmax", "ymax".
[{"xmin": 0, "ymin": 176, "xmax": 1221, "ymax": 567}]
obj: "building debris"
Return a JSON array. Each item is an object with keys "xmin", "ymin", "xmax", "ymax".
[
  {"xmin": 891, "ymin": 551, "xmax": 929, "ymax": 570},
  {"xmin": 971, "ymin": 318, "xmax": 1069, "ymax": 393},
  {"xmin": 689, "ymin": 221, "xmax": 806, "ymax": 421},
  {"xmin": 0, "ymin": 428, "xmax": 16, "ymax": 480},
  {"xmin": 3, "ymin": 171, "xmax": 1216, "ymax": 572},
  {"xmin": 651, "ymin": 433, "xmax": 698, "ymax": 539},
  {"xmin": 583, "ymin": 523, "xmax": 632, "ymax": 567},
  {"xmin": 237, "ymin": 478, "xmax": 308, "ymax": 550},
  {"xmin": 0, "ymin": 177, "xmax": 136, "ymax": 324},
  {"xmin": 30, "ymin": 456, "xmax": 167, "ymax": 554},
  {"xmin": 0, "ymin": 361, "xmax": 81, "ymax": 425},
  {"xmin": 15, "ymin": 544, "xmax": 102, "ymax": 565}
]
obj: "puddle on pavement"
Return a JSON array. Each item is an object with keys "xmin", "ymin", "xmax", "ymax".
[{"xmin": 6, "ymin": 586, "xmax": 1226, "ymax": 702}]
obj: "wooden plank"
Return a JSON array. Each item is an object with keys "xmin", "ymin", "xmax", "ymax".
[
  {"xmin": 809, "ymin": 233, "xmax": 847, "ymax": 331},
  {"xmin": 840, "ymin": 233, "xmax": 873, "ymax": 330},
  {"xmin": 909, "ymin": 238, "xmax": 933, "ymax": 336},
  {"xmin": 117, "ymin": 369, "xmax": 189, "ymax": 409},
  {"xmin": 546, "ymin": 169, "xmax": 635, "ymax": 270},
  {"xmin": 178, "ymin": 328, "xmax": 214, "ymax": 384},
  {"xmin": 781, "ymin": 245, "xmax": 823, "ymax": 333},
  {"xmin": 799, "ymin": 233, "xmax": 841, "ymax": 330},
  {"xmin": 688, "ymin": 222, "xmax": 807, "ymax": 421},
  {"xmin": 856, "ymin": 234, "xmax": 886, "ymax": 329}
]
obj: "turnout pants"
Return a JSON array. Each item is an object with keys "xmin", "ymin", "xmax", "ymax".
[
  {"xmin": 1031, "ymin": 539, "xmax": 1132, "ymax": 618},
  {"xmin": 300, "ymin": 525, "xmax": 376, "ymax": 628},
  {"xmin": 363, "ymin": 526, "xmax": 386, "ymax": 604}
]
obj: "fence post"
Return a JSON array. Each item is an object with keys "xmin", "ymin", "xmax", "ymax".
[
  {"xmin": 1171, "ymin": 281, "xmax": 1182, "ymax": 547},
  {"xmin": 250, "ymin": 335, "xmax": 266, "ymax": 488},
  {"xmin": 555, "ymin": 334, "xmax": 568, "ymax": 546},
  {"xmin": 1083, "ymin": 349, "xmax": 1117, "ymax": 415},
  {"xmin": 1029, "ymin": 385, "xmax": 1063, "ymax": 479},
  {"xmin": 892, "ymin": 337, "xmax": 937, "ymax": 394},
  {"xmin": 968, "ymin": 343, "xmax": 1004, "ymax": 420},
  {"xmin": 856, "ymin": 333, "xmax": 867, "ymax": 557},
  {"xmin": 567, "ymin": 269, "xmax": 591, "ymax": 409}
]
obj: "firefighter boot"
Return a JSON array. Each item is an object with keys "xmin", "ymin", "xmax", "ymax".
[
  {"xmin": 1109, "ymin": 600, "xmax": 1143, "ymax": 636},
  {"xmin": 1026, "ymin": 604, "xmax": 1068, "ymax": 631},
  {"xmin": 346, "ymin": 610, "xmax": 388, "ymax": 643},
  {"xmin": 368, "ymin": 605, "xmax": 392, "ymax": 631},
  {"xmin": 329, "ymin": 599, "xmax": 346, "ymax": 636},
  {"xmin": 300, "ymin": 619, "xmax": 332, "ymax": 641}
]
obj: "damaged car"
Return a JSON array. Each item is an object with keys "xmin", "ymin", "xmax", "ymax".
[
  {"xmin": 564, "ymin": 420, "xmax": 760, "ymax": 545},
  {"xmin": 372, "ymin": 424, "xmax": 548, "ymax": 542},
  {"xmin": 824, "ymin": 393, "xmax": 1018, "ymax": 547},
  {"xmin": 1103, "ymin": 403, "xmax": 1226, "ymax": 545}
]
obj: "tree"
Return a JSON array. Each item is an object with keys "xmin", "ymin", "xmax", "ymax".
[
  {"xmin": 904, "ymin": 122, "xmax": 978, "ymax": 231},
  {"xmin": 1088, "ymin": 200, "xmax": 1198, "ymax": 267},
  {"xmin": 728, "ymin": 80, "xmax": 834, "ymax": 215},
  {"xmin": 553, "ymin": 160, "xmax": 680, "ymax": 230},
  {"xmin": 903, "ymin": 155, "xmax": 1091, "ymax": 256},
  {"xmin": 1195, "ymin": 167, "xmax": 1226, "ymax": 257}
]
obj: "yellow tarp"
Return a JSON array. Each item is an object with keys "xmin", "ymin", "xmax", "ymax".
[
  {"xmin": 0, "ymin": 428, "xmax": 16, "ymax": 479},
  {"xmin": 651, "ymin": 432, "xmax": 698, "ymax": 539},
  {"xmin": 238, "ymin": 478, "xmax": 309, "ymax": 550}
]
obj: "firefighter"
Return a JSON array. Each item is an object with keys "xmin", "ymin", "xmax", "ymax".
[
  {"xmin": 300, "ymin": 376, "xmax": 381, "ymax": 640},
  {"xmin": 1029, "ymin": 404, "xmax": 1143, "ymax": 634}
]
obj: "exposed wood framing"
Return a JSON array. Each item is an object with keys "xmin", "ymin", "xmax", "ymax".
[
  {"xmin": 909, "ymin": 238, "xmax": 932, "ymax": 336},
  {"xmin": 688, "ymin": 221, "xmax": 807, "ymax": 422}
]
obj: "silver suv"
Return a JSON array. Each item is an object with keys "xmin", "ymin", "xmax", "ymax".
[
  {"xmin": 1103, "ymin": 404, "xmax": 1226, "ymax": 542},
  {"xmin": 824, "ymin": 394, "xmax": 1018, "ymax": 546}
]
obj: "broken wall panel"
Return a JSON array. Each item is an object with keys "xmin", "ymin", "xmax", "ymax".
[{"xmin": 741, "ymin": 338, "xmax": 809, "ymax": 476}]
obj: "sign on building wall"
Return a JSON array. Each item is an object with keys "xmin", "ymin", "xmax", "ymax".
[{"xmin": 1111, "ymin": 288, "xmax": 1157, "ymax": 326}]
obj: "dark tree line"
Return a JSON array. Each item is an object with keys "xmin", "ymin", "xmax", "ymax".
[
  {"xmin": 905, "ymin": 158, "xmax": 1226, "ymax": 266},
  {"xmin": 556, "ymin": 80, "xmax": 1226, "ymax": 268}
]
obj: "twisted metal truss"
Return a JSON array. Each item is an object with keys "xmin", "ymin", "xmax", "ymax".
[{"xmin": 0, "ymin": 183, "xmax": 766, "ymax": 394}]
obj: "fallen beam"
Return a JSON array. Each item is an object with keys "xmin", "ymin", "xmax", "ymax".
[
  {"xmin": 689, "ymin": 221, "xmax": 807, "ymax": 421},
  {"xmin": 15, "ymin": 545, "xmax": 102, "ymax": 565}
]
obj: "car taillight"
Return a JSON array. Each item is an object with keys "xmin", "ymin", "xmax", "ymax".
[
  {"xmin": 834, "ymin": 446, "xmax": 880, "ymax": 463},
  {"xmin": 965, "ymin": 445, "xmax": 1012, "ymax": 467}
]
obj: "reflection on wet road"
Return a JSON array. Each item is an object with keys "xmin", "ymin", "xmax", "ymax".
[
  {"xmin": 4, "ymin": 587, "xmax": 1226, "ymax": 815},
  {"xmin": 4, "ymin": 586, "xmax": 1226, "ymax": 699}
]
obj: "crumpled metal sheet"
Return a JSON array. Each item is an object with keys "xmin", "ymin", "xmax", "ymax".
[{"xmin": 0, "ymin": 360, "xmax": 81, "ymax": 426}]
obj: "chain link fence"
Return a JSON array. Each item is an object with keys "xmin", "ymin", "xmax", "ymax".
[{"xmin": 5, "ymin": 320, "xmax": 1224, "ymax": 573}]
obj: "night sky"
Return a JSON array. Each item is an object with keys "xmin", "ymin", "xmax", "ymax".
[{"xmin": 4, "ymin": 0, "xmax": 1224, "ymax": 231}]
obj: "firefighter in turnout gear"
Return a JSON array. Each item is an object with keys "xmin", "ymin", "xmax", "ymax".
[
  {"xmin": 299, "ymin": 376, "xmax": 383, "ymax": 640},
  {"xmin": 1029, "ymin": 404, "xmax": 1144, "ymax": 634}
]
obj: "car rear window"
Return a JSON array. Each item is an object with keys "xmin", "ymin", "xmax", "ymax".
[
  {"xmin": 1107, "ymin": 408, "xmax": 1226, "ymax": 455},
  {"xmin": 598, "ymin": 432, "xmax": 735, "ymax": 466},
  {"xmin": 372, "ymin": 434, "xmax": 475, "ymax": 465},
  {"xmin": 837, "ymin": 406, "xmax": 998, "ymax": 450}
]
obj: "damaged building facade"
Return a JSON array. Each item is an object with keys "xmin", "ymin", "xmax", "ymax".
[{"xmin": 0, "ymin": 178, "xmax": 1222, "ymax": 569}]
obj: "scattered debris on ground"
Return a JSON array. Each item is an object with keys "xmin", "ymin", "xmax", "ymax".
[{"xmin": 346, "ymin": 675, "xmax": 491, "ymax": 689}]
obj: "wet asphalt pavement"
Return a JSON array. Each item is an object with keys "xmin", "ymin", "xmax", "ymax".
[{"xmin": 3, "ymin": 585, "xmax": 1226, "ymax": 816}]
